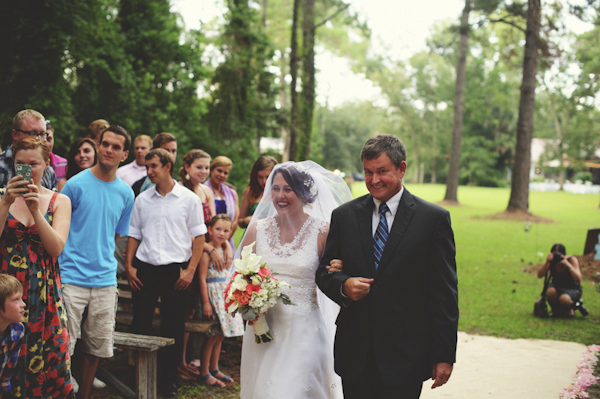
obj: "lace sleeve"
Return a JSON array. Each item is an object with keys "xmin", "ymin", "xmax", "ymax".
[{"xmin": 316, "ymin": 218, "xmax": 329, "ymax": 234}]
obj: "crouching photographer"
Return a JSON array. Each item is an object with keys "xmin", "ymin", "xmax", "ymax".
[{"xmin": 537, "ymin": 243, "xmax": 587, "ymax": 318}]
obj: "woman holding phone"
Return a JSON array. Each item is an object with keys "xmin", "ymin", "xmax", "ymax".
[{"xmin": 0, "ymin": 137, "xmax": 73, "ymax": 397}]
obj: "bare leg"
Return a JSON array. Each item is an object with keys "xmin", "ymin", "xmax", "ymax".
[
  {"xmin": 200, "ymin": 335, "xmax": 222, "ymax": 385},
  {"xmin": 179, "ymin": 332, "xmax": 199, "ymax": 376},
  {"xmin": 78, "ymin": 352, "xmax": 100, "ymax": 399},
  {"xmin": 209, "ymin": 336, "xmax": 224, "ymax": 372},
  {"xmin": 181, "ymin": 331, "xmax": 190, "ymax": 366},
  {"xmin": 546, "ymin": 287, "xmax": 559, "ymax": 315},
  {"xmin": 558, "ymin": 293, "xmax": 574, "ymax": 316}
]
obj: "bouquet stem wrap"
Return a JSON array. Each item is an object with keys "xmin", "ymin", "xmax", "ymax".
[{"xmin": 252, "ymin": 315, "xmax": 273, "ymax": 343}]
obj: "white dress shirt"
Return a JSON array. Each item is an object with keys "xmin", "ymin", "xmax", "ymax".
[
  {"xmin": 371, "ymin": 186, "xmax": 404, "ymax": 236},
  {"xmin": 129, "ymin": 183, "xmax": 207, "ymax": 266}
]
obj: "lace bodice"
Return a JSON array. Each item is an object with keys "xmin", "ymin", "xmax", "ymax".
[{"xmin": 256, "ymin": 216, "xmax": 328, "ymax": 312}]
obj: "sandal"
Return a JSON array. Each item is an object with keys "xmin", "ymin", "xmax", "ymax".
[
  {"xmin": 211, "ymin": 369, "xmax": 234, "ymax": 383},
  {"xmin": 177, "ymin": 366, "xmax": 196, "ymax": 381},
  {"xmin": 201, "ymin": 373, "xmax": 225, "ymax": 388},
  {"xmin": 181, "ymin": 364, "xmax": 200, "ymax": 376}
]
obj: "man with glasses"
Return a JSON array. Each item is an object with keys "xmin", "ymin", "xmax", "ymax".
[{"xmin": 0, "ymin": 109, "xmax": 57, "ymax": 190}]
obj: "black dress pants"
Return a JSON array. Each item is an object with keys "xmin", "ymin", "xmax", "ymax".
[
  {"xmin": 341, "ymin": 348, "xmax": 423, "ymax": 399},
  {"xmin": 131, "ymin": 258, "xmax": 188, "ymax": 387}
]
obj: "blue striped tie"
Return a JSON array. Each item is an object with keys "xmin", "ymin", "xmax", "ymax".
[{"xmin": 374, "ymin": 202, "xmax": 389, "ymax": 269}]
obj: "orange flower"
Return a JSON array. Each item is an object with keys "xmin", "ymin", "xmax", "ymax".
[{"xmin": 233, "ymin": 290, "xmax": 250, "ymax": 305}]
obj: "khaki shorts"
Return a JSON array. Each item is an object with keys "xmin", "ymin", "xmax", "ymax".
[{"xmin": 62, "ymin": 284, "xmax": 118, "ymax": 358}]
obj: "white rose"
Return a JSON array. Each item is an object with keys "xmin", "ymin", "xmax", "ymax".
[
  {"xmin": 231, "ymin": 274, "xmax": 248, "ymax": 291},
  {"xmin": 251, "ymin": 275, "xmax": 262, "ymax": 286}
]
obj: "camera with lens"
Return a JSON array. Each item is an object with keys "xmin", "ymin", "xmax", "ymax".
[
  {"xmin": 552, "ymin": 252, "xmax": 564, "ymax": 265},
  {"xmin": 572, "ymin": 300, "xmax": 589, "ymax": 317}
]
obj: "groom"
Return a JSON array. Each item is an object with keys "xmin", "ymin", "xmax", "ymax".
[{"xmin": 316, "ymin": 134, "xmax": 459, "ymax": 399}]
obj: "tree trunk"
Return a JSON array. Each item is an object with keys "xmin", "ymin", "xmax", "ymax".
[
  {"xmin": 558, "ymin": 168, "xmax": 566, "ymax": 190},
  {"xmin": 288, "ymin": 0, "xmax": 300, "ymax": 161},
  {"xmin": 444, "ymin": 0, "xmax": 471, "ymax": 203},
  {"xmin": 506, "ymin": 0, "xmax": 541, "ymax": 213},
  {"xmin": 299, "ymin": 0, "xmax": 315, "ymax": 160},
  {"xmin": 261, "ymin": 0, "xmax": 267, "ymax": 26},
  {"xmin": 280, "ymin": 55, "xmax": 290, "ymax": 161}
]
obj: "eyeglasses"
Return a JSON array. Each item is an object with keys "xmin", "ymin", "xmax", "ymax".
[{"xmin": 14, "ymin": 129, "xmax": 47, "ymax": 140}]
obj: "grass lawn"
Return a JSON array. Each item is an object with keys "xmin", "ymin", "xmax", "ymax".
[{"xmin": 351, "ymin": 183, "xmax": 600, "ymax": 344}]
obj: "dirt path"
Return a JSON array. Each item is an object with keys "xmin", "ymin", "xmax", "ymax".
[{"xmin": 421, "ymin": 332, "xmax": 586, "ymax": 399}]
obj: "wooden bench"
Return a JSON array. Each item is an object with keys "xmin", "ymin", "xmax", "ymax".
[
  {"xmin": 97, "ymin": 332, "xmax": 173, "ymax": 399},
  {"xmin": 105, "ymin": 279, "xmax": 220, "ymax": 397}
]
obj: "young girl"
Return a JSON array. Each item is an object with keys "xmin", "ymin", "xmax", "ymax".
[
  {"xmin": 178, "ymin": 150, "xmax": 233, "ymax": 379},
  {"xmin": 199, "ymin": 214, "xmax": 244, "ymax": 387}
]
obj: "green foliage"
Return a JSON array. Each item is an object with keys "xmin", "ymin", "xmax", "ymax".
[
  {"xmin": 0, "ymin": 0, "xmax": 81, "ymax": 150},
  {"xmin": 0, "ymin": 0, "xmax": 209, "ymax": 165},
  {"xmin": 201, "ymin": 0, "xmax": 278, "ymax": 190},
  {"xmin": 313, "ymin": 102, "xmax": 381, "ymax": 173},
  {"xmin": 574, "ymin": 171, "xmax": 593, "ymax": 183}
]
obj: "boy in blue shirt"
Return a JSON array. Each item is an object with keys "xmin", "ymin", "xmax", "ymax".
[
  {"xmin": 59, "ymin": 125, "xmax": 134, "ymax": 399},
  {"xmin": 0, "ymin": 274, "xmax": 25, "ymax": 397}
]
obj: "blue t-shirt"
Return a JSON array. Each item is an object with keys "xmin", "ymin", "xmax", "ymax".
[{"xmin": 59, "ymin": 169, "xmax": 134, "ymax": 287}]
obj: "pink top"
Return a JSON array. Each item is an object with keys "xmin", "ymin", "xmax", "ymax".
[{"xmin": 50, "ymin": 153, "xmax": 67, "ymax": 181}]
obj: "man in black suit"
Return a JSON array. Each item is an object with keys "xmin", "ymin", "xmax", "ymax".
[{"xmin": 316, "ymin": 134, "xmax": 458, "ymax": 399}]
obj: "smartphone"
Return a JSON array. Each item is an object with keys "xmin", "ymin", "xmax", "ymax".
[{"xmin": 15, "ymin": 164, "xmax": 32, "ymax": 185}]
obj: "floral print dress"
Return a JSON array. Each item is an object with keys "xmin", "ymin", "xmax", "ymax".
[
  {"xmin": 206, "ymin": 250, "xmax": 244, "ymax": 337},
  {"xmin": 0, "ymin": 193, "xmax": 72, "ymax": 398}
]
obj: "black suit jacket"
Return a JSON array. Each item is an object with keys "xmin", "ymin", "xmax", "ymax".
[{"xmin": 316, "ymin": 189, "xmax": 458, "ymax": 385}]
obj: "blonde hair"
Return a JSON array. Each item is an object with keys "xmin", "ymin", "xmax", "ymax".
[
  {"xmin": 0, "ymin": 275, "xmax": 23, "ymax": 312},
  {"xmin": 86, "ymin": 119, "xmax": 109, "ymax": 141},
  {"xmin": 210, "ymin": 156, "xmax": 233, "ymax": 172},
  {"xmin": 13, "ymin": 109, "xmax": 45, "ymax": 130},
  {"xmin": 134, "ymin": 135, "xmax": 152, "ymax": 148}
]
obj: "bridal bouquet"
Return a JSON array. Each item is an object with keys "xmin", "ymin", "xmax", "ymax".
[{"xmin": 224, "ymin": 242, "xmax": 293, "ymax": 343}]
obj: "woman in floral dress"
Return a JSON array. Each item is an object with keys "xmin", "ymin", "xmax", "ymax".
[{"xmin": 0, "ymin": 136, "xmax": 72, "ymax": 398}]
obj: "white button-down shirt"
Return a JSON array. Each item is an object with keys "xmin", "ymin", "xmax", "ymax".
[
  {"xmin": 129, "ymin": 183, "xmax": 207, "ymax": 266},
  {"xmin": 372, "ymin": 186, "xmax": 404, "ymax": 236}
]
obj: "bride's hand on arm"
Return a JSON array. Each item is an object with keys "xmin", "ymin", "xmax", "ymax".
[{"xmin": 327, "ymin": 259, "xmax": 343, "ymax": 273}]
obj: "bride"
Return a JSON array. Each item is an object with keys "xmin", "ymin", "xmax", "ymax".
[{"xmin": 238, "ymin": 161, "xmax": 351, "ymax": 399}]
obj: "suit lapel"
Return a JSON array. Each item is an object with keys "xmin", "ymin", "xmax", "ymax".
[
  {"xmin": 357, "ymin": 195, "xmax": 377, "ymax": 276},
  {"xmin": 375, "ymin": 189, "xmax": 415, "ymax": 277}
]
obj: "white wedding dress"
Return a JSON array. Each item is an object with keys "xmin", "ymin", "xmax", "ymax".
[{"xmin": 240, "ymin": 216, "xmax": 343, "ymax": 399}]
